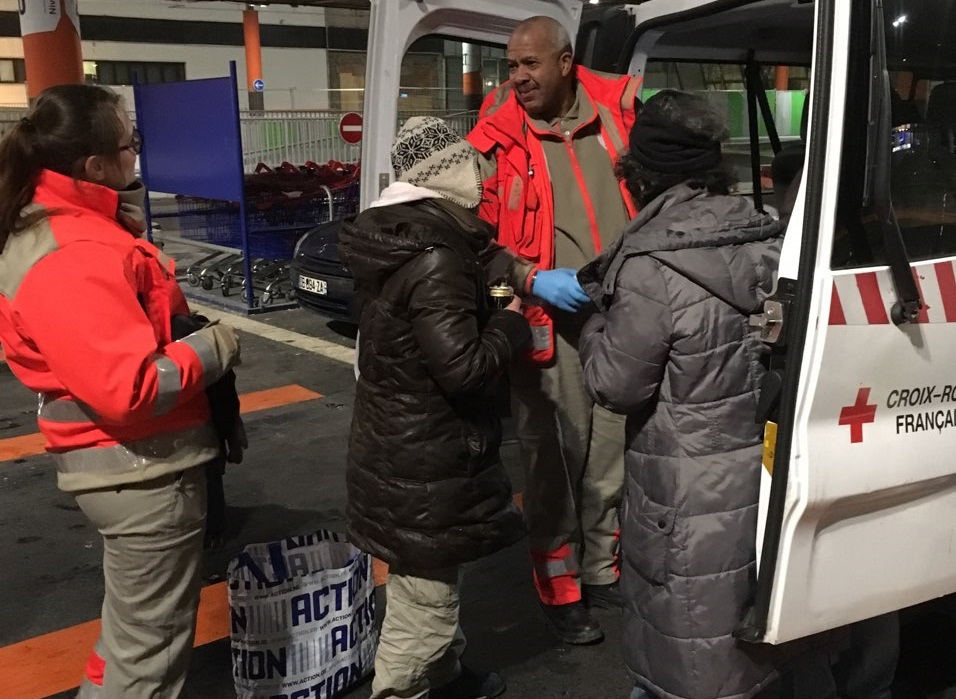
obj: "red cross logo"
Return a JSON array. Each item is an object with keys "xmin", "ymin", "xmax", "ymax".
[{"xmin": 839, "ymin": 388, "xmax": 877, "ymax": 444}]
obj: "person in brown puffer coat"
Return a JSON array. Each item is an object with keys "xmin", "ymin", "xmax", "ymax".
[{"xmin": 338, "ymin": 117, "xmax": 531, "ymax": 699}]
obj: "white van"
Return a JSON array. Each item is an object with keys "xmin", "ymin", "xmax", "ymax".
[{"xmin": 359, "ymin": 0, "xmax": 956, "ymax": 646}]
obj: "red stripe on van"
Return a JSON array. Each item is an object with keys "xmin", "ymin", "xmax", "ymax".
[
  {"xmin": 829, "ymin": 283, "xmax": 847, "ymax": 325},
  {"xmin": 934, "ymin": 261, "xmax": 956, "ymax": 322},
  {"xmin": 856, "ymin": 272, "xmax": 889, "ymax": 324}
]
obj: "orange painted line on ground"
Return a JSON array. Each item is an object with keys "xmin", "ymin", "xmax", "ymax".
[
  {"xmin": 238, "ymin": 384, "xmax": 322, "ymax": 414},
  {"xmin": 0, "ymin": 420, "xmax": 519, "ymax": 699},
  {"xmin": 0, "ymin": 433, "xmax": 47, "ymax": 463},
  {"xmin": 373, "ymin": 557, "xmax": 389, "ymax": 586},
  {"xmin": 194, "ymin": 581, "xmax": 230, "ymax": 647},
  {"xmin": 0, "ymin": 386, "xmax": 325, "ymax": 695},
  {"xmin": 0, "ymin": 384, "xmax": 323, "ymax": 464},
  {"xmin": 0, "ymin": 619, "xmax": 99, "ymax": 699},
  {"xmin": 0, "ymin": 583, "xmax": 229, "ymax": 699}
]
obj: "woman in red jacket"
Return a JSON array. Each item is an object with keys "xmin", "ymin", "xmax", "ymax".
[{"xmin": 0, "ymin": 84, "xmax": 241, "ymax": 698}]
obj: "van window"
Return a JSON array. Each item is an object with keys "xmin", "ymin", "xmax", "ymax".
[
  {"xmin": 329, "ymin": 36, "xmax": 506, "ymax": 132},
  {"xmin": 642, "ymin": 61, "xmax": 808, "ymax": 196},
  {"xmin": 833, "ymin": 0, "xmax": 956, "ymax": 268}
]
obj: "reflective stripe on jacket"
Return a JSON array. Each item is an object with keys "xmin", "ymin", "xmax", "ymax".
[
  {"xmin": 467, "ymin": 66, "xmax": 641, "ymax": 363},
  {"xmin": 0, "ymin": 170, "xmax": 222, "ymax": 492}
]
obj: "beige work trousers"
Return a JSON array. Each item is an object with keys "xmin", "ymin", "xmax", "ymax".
[
  {"xmin": 74, "ymin": 466, "xmax": 207, "ymax": 699},
  {"xmin": 511, "ymin": 317, "xmax": 626, "ymax": 593},
  {"xmin": 370, "ymin": 566, "xmax": 466, "ymax": 699}
]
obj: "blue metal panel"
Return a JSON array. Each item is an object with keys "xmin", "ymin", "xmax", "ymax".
[{"xmin": 134, "ymin": 74, "xmax": 244, "ymax": 202}]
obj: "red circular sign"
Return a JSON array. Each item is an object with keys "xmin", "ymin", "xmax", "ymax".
[{"xmin": 338, "ymin": 112, "xmax": 363, "ymax": 145}]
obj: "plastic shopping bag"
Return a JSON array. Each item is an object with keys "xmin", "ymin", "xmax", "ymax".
[{"xmin": 227, "ymin": 530, "xmax": 378, "ymax": 699}]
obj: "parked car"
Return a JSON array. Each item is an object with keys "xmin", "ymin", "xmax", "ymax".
[{"xmin": 289, "ymin": 218, "xmax": 356, "ymax": 323}]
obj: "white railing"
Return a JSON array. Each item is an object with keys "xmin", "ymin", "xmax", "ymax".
[
  {"xmin": 0, "ymin": 108, "xmax": 481, "ymax": 173},
  {"xmin": 240, "ymin": 111, "xmax": 361, "ymax": 172},
  {"xmin": 240, "ymin": 109, "xmax": 480, "ymax": 172}
]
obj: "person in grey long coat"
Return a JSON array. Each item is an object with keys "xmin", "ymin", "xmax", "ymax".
[{"xmin": 578, "ymin": 90, "xmax": 786, "ymax": 699}]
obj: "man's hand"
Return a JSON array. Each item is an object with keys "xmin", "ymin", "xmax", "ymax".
[{"xmin": 531, "ymin": 268, "xmax": 591, "ymax": 312}]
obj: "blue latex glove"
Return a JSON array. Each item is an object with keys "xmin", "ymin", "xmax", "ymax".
[{"xmin": 531, "ymin": 268, "xmax": 591, "ymax": 313}]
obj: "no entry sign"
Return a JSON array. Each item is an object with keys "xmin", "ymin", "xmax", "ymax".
[{"xmin": 339, "ymin": 112, "xmax": 363, "ymax": 145}]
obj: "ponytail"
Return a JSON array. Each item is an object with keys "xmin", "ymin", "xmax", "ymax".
[
  {"xmin": 0, "ymin": 85, "xmax": 124, "ymax": 253},
  {"xmin": 0, "ymin": 119, "xmax": 43, "ymax": 253}
]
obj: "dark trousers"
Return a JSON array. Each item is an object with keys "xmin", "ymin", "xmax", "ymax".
[{"xmin": 832, "ymin": 613, "xmax": 899, "ymax": 699}]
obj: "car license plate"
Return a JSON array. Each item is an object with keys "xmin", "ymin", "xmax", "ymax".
[{"xmin": 297, "ymin": 275, "xmax": 328, "ymax": 295}]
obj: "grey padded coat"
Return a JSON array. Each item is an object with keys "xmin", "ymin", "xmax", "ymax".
[{"xmin": 578, "ymin": 184, "xmax": 784, "ymax": 699}]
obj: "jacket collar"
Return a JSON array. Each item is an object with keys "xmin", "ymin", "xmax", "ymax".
[
  {"xmin": 423, "ymin": 198, "xmax": 494, "ymax": 251},
  {"xmin": 579, "ymin": 184, "xmax": 783, "ymax": 308},
  {"xmin": 369, "ymin": 181, "xmax": 443, "ymax": 209},
  {"xmin": 34, "ymin": 169, "xmax": 120, "ymax": 220},
  {"xmin": 617, "ymin": 184, "xmax": 783, "ymax": 254},
  {"xmin": 480, "ymin": 65, "xmax": 602, "ymax": 146},
  {"xmin": 524, "ymin": 81, "xmax": 598, "ymax": 138}
]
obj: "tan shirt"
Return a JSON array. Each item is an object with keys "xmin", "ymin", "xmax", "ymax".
[{"xmin": 531, "ymin": 84, "xmax": 631, "ymax": 270}]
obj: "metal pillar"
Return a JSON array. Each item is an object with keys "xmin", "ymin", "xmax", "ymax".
[
  {"xmin": 462, "ymin": 42, "xmax": 483, "ymax": 111},
  {"xmin": 19, "ymin": 0, "xmax": 83, "ymax": 101},
  {"xmin": 243, "ymin": 5, "xmax": 265, "ymax": 111}
]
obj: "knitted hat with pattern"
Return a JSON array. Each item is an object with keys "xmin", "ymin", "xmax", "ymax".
[{"xmin": 390, "ymin": 116, "xmax": 482, "ymax": 209}]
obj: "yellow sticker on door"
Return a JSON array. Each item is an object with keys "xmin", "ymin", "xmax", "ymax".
[{"xmin": 763, "ymin": 421, "xmax": 778, "ymax": 476}]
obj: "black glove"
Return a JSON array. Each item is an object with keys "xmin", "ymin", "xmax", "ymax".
[
  {"xmin": 206, "ymin": 368, "xmax": 248, "ymax": 464},
  {"xmin": 171, "ymin": 313, "xmax": 247, "ymax": 464}
]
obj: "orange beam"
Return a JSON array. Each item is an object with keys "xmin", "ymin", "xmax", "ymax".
[
  {"xmin": 774, "ymin": 65, "xmax": 790, "ymax": 91},
  {"xmin": 0, "ymin": 384, "xmax": 322, "ymax": 463},
  {"xmin": 243, "ymin": 7, "xmax": 263, "ymax": 91},
  {"xmin": 20, "ymin": 0, "xmax": 83, "ymax": 100},
  {"xmin": 463, "ymin": 72, "xmax": 483, "ymax": 97}
]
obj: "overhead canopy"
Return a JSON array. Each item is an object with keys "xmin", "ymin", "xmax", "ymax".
[
  {"xmin": 638, "ymin": 0, "xmax": 815, "ymax": 65},
  {"xmin": 184, "ymin": 0, "xmax": 370, "ymax": 8},
  {"xmin": 186, "ymin": 0, "xmax": 643, "ymax": 7}
]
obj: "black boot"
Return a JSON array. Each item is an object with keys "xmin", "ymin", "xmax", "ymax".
[
  {"xmin": 538, "ymin": 601, "xmax": 604, "ymax": 644},
  {"xmin": 583, "ymin": 581, "xmax": 622, "ymax": 610},
  {"xmin": 430, "ymin": 665, "xmax": 506, "ymax": 699}
]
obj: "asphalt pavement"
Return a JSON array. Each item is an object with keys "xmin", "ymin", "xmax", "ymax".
[{"xmin": 2, "ymin": 296, "xmax": 956, "ymax": 699}]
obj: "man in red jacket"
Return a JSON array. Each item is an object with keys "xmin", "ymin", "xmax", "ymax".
[{"xmin": 468, "ymin": 15, "xmax": 641, "ymax": 644}]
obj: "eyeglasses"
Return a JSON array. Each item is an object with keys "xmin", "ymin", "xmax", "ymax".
[{"xmin": 118, "ymin": 129, "xmax": 142, "ymax": 155}]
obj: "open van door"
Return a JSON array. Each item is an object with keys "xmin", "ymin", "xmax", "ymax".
[
  {"xmin": 743, "ymin": 0, "xmax": 956, "ymax": 645},
  {"xmin": 617, "ymin": 0, "xmax": 956, "ymax": 646},
  {"xmin": 360, "ymin": 0, "xmax": 584, "ymax": 209}
]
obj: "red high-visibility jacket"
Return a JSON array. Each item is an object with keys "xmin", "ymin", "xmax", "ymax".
[
  {"xmin": 468, "ymin": 66, "xmax": 641, "ymax": 363},
  {"xmin": 0, "ymin": 170, "xmax": 222, "ymax": 492}
]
